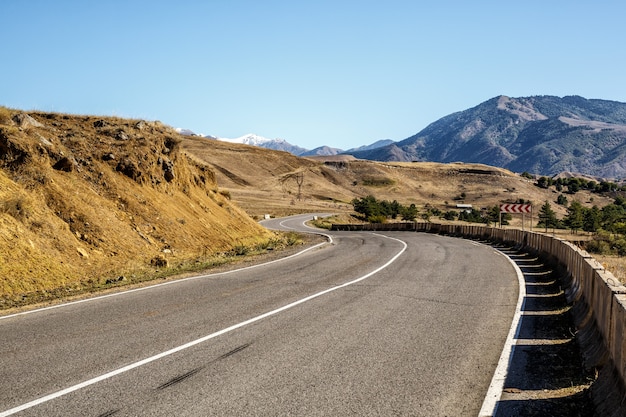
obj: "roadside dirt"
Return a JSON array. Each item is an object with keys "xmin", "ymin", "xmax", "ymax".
[{"xmin": 491, "ymin": 243, "xmax": 596, "ymax": 417}]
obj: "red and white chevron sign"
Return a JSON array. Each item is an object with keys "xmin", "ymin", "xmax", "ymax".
[{"xmin": 500, "ymin": 204, "xmax": 532, "ymax": 213}]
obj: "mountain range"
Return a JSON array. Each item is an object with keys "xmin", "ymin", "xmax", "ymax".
[
  {"xmin": 179, "ymin": 95, "xmax": 626, "ymax": 179},
  {"xmin": 346, "ymin": 95, "xmax": 626, "ymax": 179}
]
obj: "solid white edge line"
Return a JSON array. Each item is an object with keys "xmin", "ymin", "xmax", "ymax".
[
  {"xmin": 478, "ymin": 249, "xmax": 526, "ymax": 417},
  {"xmin": 1, "ymin": 216, "xmax": 332, "ymax": 321},
  {"xmin": 0, "ymin": 233, "xmax": 406, "ymax": 417}
]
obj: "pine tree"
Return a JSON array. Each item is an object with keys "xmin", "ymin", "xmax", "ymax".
[
  {"xmin": 538, "ymin": 201, "xmax": 558, "ymax": 232},
  {"xmin": 564, "ymin": 201, "xmax": 584, "ymax": 233}
]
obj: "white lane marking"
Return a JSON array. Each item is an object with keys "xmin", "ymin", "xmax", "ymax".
[
  {"xmin": 1, "ymin": 217, "xmax": 331, "ymax": 321},
  {"xmin": 478, "ymin": 249, "xmax": 526, "ymax": 417},
  {"xmin": 0, "ymin": 235, "xmax": 407, "ymax": 417},
  {"xmin": 261, "ymin": 213, "xmax": 334, "ymax": 244}
]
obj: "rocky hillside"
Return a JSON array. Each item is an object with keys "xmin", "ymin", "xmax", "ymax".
[
  {"xmin": 0, "ymin": 109, "xmax": 275, "ymax": 307},
  {"xmin": 346, "ymin": 95, "xmax": 626, "ymax": 179}
]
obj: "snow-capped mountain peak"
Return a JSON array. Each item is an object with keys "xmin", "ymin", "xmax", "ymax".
[
  {"xmin": 175, "ymin": 126, "xmax": 395, "ymax": 158},
  {"xmin": 175, "ymin": 127, "xmax": 200, "ymax": 136},
  {"xmin": 219, "ymin": 133, "xmax": 277, "ymax": 146}
]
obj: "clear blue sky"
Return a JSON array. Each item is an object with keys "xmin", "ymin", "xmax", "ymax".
[{"xmin": 2, "ymin": 1, "xmax": 625, "ymax": 150}]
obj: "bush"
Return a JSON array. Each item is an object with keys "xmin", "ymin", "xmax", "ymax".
[
  {"xmin": 352, "ymin": 195, "xmax": 415, "ymax": 223},
  {"xmin": 613, "ymin": 238, "xmax": 626, "ymax": 256},
  {"xmin": 1, "ymin": 192, "xmax": 34, "ymax": 221},
  {"xmin": 584, "ymin": 239, "xmax": 611, "ymax": 255},
  {"xmin": 230, "ymin": 245, "xmax": 250, "ymax": 256},
  {"xmin": 368, "ymin": 215, "xmax": 387, "ymax": 224},
  {"xmin": 362, "ymin": 177, "xmax": 394, "ymax": 187}
]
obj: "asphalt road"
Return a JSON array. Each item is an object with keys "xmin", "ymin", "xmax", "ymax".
[{"xmin": 0, "ymin": 214, "xmax": 519, "ymax": 416}]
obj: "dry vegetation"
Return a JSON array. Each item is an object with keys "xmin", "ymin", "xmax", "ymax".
[
  {"xmin": 182, "ymin": 135, "xmax": 613, "ymax": 224},
  {"xmin": 0, "ymin": 108, "xmax": 285, "ymax": 309}
]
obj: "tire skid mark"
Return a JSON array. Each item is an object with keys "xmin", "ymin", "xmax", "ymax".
[
  {"xmin": 157, "ymin": 367, "xmax": 203, "ymax": 390},
  {"xmin": 217, "ymin": 343, "xmax": 251, "ymax": 361},
  {"xmin": 156, "ymin": 343, "xmax": 252, "ymax": 390},
  {"xmin": 96, "ymin": 409, "xmax": 120, "ymax": 417}
]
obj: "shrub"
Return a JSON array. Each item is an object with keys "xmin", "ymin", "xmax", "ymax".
[
  {"xmin": 150, "ymin": 255, "xmax": 169, "ymax": 268},
  {"xmin": 584, "ymin": 239, "xmax": 611, "ymax": 255},
  {"xmin": 368, "ymin": 215, "xmax": 387, "ymax": 224},
  {"xmin": 230, "ymin": 245, "xmax": 250, "ymax": 256},
  {"xmin": 1, "ymin": 192, "xmax": 34, "ymax": 221},
  {"xmin": 362, "ymin": 177, "xmax": 394, "ymax": 187},
  {"xmin": 352, "ymin": 195, "xmax": 414, "ymax": 222}
]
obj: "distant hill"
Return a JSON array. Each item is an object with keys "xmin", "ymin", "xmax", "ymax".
[
  {"xmin": 300, "ymin": 145, "xmax": 343, "ymax": 156},
  {"xmin": 175, "ymin": 130, "xmax": 310, "ymax": 156},
  {"xmin": 181, "ymin": 134, "xmax": 614, "ymax": 221},
  {"xmin": 343, "ymin": 139, "xmax": 395, "ymax": 153},
  {"xmin": 345, "ymin": 95, "xmax": 626, "ymax": 179},
  {"xmin": 176, "ymin": 128, "xmax": 396, "ymax": 158},
  {"xmin": 215, "ymin": 133, "xmax": 309, "ymax": 155}
]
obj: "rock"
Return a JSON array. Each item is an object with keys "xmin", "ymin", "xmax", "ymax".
[
  {"xmin": 35, "ymin": 133, "xmax": 53, "ymax": 147},
  {"xmin": 162, "ymin": 158, "xmax": 175, "ymax": 182},
  {"xmin": 115, "ymin": 130, "xmax": 129, "ymax": 141},
  {"xmin": 12, "ymin": 113, "xmax": 44, "ymax": 128},
  {"xmin": 93, "ymin": 120, "xmax": 108, "ymax": 128},
  {"xmin": 134, "ymin": 120, "xmax": 146, "ymax": 130},
  {"xmin": 116, "ymin": 158, "xmax": 142, "ymax": 181},
  {"xmin": 76, "ymin": 247, "xmax": 89, "ymax": 257},
  {"xmin": 151, "ymin": 254, "xmax": 168, "ymax": 268},
  {"xmin": 53, "ymin": 156, "xmax": 76, "ymax": 172},
  {"xmin": 102, "ymin": 153, "xmax": 115, "ymax": 161},
  {"xmin": 105, "ymin": 276, "xmax": 125, "ymax": 285}
]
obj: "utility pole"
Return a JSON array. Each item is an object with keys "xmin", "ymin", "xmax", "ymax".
[{"xmin": 295, "ymin": 172, "xmax": 304, "ymax": 200}]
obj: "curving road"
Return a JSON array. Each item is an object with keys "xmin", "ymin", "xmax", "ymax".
[{"xmin": 0, "ymin": 214, "xmax": 519, "ymax": 416}]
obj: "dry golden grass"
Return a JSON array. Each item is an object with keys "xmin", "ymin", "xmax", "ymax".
[
  {"xmin": 0, "ymin": 110, "xmax": 281, "ymax": 308},
  {"xmin": 594, "ymin": 255, "xmax": 626, "ymax": 283},
  {"xmin": 182, "ymin": 137, "xmax": 613, "ymax": 220}
]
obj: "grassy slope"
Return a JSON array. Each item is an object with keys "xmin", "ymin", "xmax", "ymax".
[
  {"xmin": 0, "ymin": 109, "xmax": 276, "ymax": 306},
  {"xmin": 182, "ymin": 136, "xmax": 613, "ymax": 222}
]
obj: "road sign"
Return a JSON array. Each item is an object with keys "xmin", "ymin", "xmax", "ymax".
[{"xmin": 500, "ymin": 204, "xmax": 532, "ymax": 214}]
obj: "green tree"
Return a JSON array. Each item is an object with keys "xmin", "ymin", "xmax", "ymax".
[
  {"xmin": 400, "ymin": 204, "xmax": 418, "ymax": 221},
  {"xmin": 459, "ymin": 208, "xmax": 484, "ymax": 223},
  {"xmin": 352, "ymin": 195, "xmax": 380, "ymax": 219},
  {"xmin": 600, "ymin": 203, "xmax": 626, "ymax": 232},
  {"xmin": 567, "ymin": 180, "xmax": 580, "ymax": 194},
  {"xmin": 537, "ymin": 201, "xmax": 559, "ymax": 231},
  {"xmin": 564, "ymin": 201, "xmax": 584, "ymax": 233},
  {"xmin": 537, "ymin": 177, "xmax": 551, "ymax": 189},
  {"xmin": 583, "ymin": 206, "xmax": 601, "ymax": 232},
  {"xmin": 486, "ymin": 205, "xmax": 510, "ymax": 225}
]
